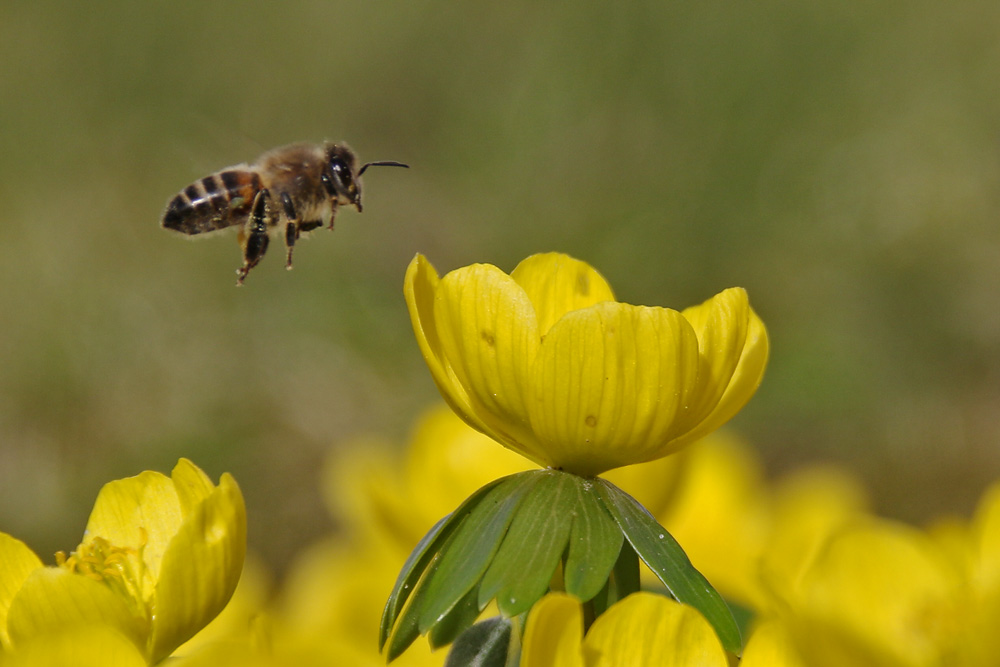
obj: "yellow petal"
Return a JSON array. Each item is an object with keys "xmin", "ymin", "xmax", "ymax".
[
  {"xmin": 955, "ymin": 483, "xmax": 1000, "ymax": 667},
  {"xmin": 521, "ymin": 593, "xmax": 585, "ymax": 667},
  {"xmin": 529, "ymin": 302, "xmax": 701, "ymax": 475},
  {"xmin": 150, "ymin": 472, "xmax": 247, "ymax": 663},
  {"xmin": 6, "ymin": 567, "xmax": 146, "ymax": 652},
  {"xmin": 84, "ymin": 469, "xmax": 182, "ymax": 596},
  {"xmin": 174, "ymin": 555, "xmax": 271, "ymax": 656},
  {"xmin": 172, "ymin": 458, "xmax": 216, "ymax": 515},
  {"xmin": 510, "ymin": 253, "xmax": 615, "ymax": 335},
  {"xmin": 672, "ymin": 288, "xmax": 757, "ymax": 431},
  {"xmin": 789, "ymin": 520, "xmax": 963, "ymax": 667},
  {"xmin": 758, "ymin": 467, "xmax": 869, "ymax": 609},
  {"xmin": 583, "ymin": 592, "xmax": 728, "ymax": 666},
  {"xmin": 741, "ymin": 618, "xmax": 806, "ymax": 667},
  {"xmin": 404, "ymin": 254, "xmax": 494, "ymax": 440},
  {"xmin": 1, "ymin": 625, "xmax": 147, "ymax": 667},
  {"xmin": 434, "ymin": 262, "xmax": 543, "ymax": 462},
  {"xmin": 0, "ymin": 533, "xmax": 44, "ymax": 649},
  {"xmin": 676, "ymin": 301, "xmax": 769, "ymax": 446},
  {"xmin": 972, "ymin": 482, "xmax": 1000, "ymax": 596}
]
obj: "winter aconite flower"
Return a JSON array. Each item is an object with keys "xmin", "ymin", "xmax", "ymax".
[
  {"xmin": 0, "ymin": 459, "xmax": 246, "ymax": 664},
  {"xmin": 405, "ymin": 252, "xmax": 768, "ymax": 476}
]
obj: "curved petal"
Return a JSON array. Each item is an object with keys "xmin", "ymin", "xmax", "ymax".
[
  {"xmin": 172, "ymin": 458, "xmax": 216, "ymax": 515},
  {"xmin": 510, "ymin": 253, "xmax": 615, "ymax": 336},
  {"xmin": 521, "ymin": 593, "xmax": 585, "ymax": 667},
  {"xmin": 433, "ymin": 263, "xmax": 543, "ymax": 462},
  {"xmin": 84, "ymin": 470, "xmax": 182, "ymax": 596},
  {"xmin": 0, "ymin": 534, "xmax": 43, "ymax": 649},
  {"xmin": 150, "ymin": 473, "xmax": 247, "ymax": 663},
  {"xmin": 674, "ymin": 293, "xmax": 769, "ymax": 445},
  {"xmin": 529, "ymin": 302, "xmax": 701, "ymax": 476},
  {"xmin": 677, "ymin": 288, "xmax": 750, "ymax": 425},
  {"xmin": 6, "ymin": 568, "xmax": 146, "ymax": 653},
  {"xmin": 1, "ymin": 625, "xmax": 147, "ymax": 667},
  {"xmin": 583, "ymin": 592, "xmax": 728, "ymax": 666},
  {"xmin": 404, "ymin": 255, "xmax": 499, "ymax": 443}
]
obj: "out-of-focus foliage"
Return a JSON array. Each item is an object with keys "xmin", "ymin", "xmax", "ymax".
[{"xmin": 2, "ymin": 0, "xmax": 999, "ymax": 571}]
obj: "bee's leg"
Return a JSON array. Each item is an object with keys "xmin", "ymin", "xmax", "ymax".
[
  {"xmin": 236, "ymin": 188, "xmax": 271, "ymax": 285},
  {"xmin": 327, "ymin": 201, "xmax": 339, "ymax": 231},
  {"xmin": 320, "ymin": 172, "xmax": 339, "ymax": 231},
  {"xmin": 279, "ymin": 192, "xmax": 301, "ymax": 270}
]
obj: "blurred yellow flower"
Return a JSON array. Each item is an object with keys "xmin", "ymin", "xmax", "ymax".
[
  {"xmin": 324, "ymin": 403, "xmax": 534, "ymax": 551},
  {"xmin": 606, "ymin": 431, "xmax": 868, "ymax": 612},
  {"xmin": 404, "ymin": 252, "xmax": 768, "ymax": 476},
  {"xmin": 638, "ymin": 431, "xmax": 773, "ymax": 608},
  {"xmin": 274, "ymin": 538, "xmax": 446, "ymax": 667},
  {"xmin": 520, "ymin": 592, "xmax": 728, "ymax": 666},
  {"xmin": 740, "ymin": 618, "xmax": 807, "ymax": 667},
  {"xmin": 0, "ymin": 459, "xmax": 246, "ymax": 665},
  {"xmin": 776, "ymin": 519, "xmax": 966, "ymax": 667}
]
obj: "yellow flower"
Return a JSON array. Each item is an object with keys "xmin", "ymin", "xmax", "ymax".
[
  {"xmin": 324, "ymin": 403, "xmax": 534, "ymax": 551},
  {"xmin": 405, "ymin": 252, "xmax": 768, "ymax": 476},
  {"xmin": 273, "ymin": 538, "xmax": 446, "ymax": 667},
  {"xmin": 520, "ymin": 592, "xmax": 728, "ymax": 666},
  {"xmin": 776, "ymin": 519, "xmax": 966, "ymax": 667},
  {"xmin": 740, "ymin": 618, "xmax": 807, "ymax": 667},
  {"xmin": 0, "ymin": 459, "xmax": 246, "ymax": 664}
]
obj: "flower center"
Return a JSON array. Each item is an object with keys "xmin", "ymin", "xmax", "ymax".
[{"xmin": 56, "ymin": 528, "xmax": 147, "ymax": 605}]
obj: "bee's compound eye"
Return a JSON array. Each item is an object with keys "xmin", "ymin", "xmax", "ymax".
[{"xmin": 330, "ymin": 158, "xmax": 352, "ymax": 192}]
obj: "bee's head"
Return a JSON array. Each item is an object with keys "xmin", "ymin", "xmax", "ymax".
[
  {"xmin": 322, "ymin": 143, "xmax": 362, "ymax": 210},
  {"xmin": 322, "ymin": 143, "xmax": 409, "ymax": 213}
]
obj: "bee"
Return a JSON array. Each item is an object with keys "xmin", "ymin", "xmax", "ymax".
[{"xmin": 161, "ymin": 142, "xmax": 408, "ymax": 285}]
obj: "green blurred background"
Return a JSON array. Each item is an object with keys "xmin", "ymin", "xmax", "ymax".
[{"xmin": 2, "ymin": 1, "xmax": 998, "ymax": 571}]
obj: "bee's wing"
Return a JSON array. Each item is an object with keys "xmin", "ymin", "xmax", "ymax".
[{"xmin": 161, "ymin": 167, "xmax": 260, "ymax": 235}]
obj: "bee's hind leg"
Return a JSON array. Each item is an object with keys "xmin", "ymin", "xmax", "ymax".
[
  {"xmin": 236, "ymin": 188, "xmax": 271, "ymax": 286},
  {"xmin": 280, "ymin": 192, "xmax": 301, "ymax": 270}
]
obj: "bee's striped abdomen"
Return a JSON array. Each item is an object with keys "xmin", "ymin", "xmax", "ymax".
[{"xmin": 161, "ymin": 169, "xmax": 261, "ymax": 235}]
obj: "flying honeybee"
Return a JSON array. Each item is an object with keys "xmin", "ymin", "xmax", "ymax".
[{"xmin": 161, "ymin": 142, "xmax": 408, "ymax": 284}]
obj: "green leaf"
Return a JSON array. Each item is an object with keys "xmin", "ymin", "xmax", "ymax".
[
  {"xmin": 444, "ymin": 617, "xmax": 513, "ymax": 667},
  {"xmin": 589, "ymin": 539, "xmax": 638, "ymax": 618},
  {"xmin": 595, "ymin": 478, "xmax": 742, "ymax": 655},
  {"xmin": 611, "ymin": 537, "xmax": 640, "ymax": 602},
  {"xmin": 417, "ymin": 472, "xmax": 540, "ymax": 632},
  {"xmin": 429, "ymin": 584, "xmax": 483, "ymax": 650},
  {"xmin": 563, "ymin": 478, "xmax": 623, "ymax": 602},
  {"xmin": 385, "ymin": 555, "xmax": 440, "ymax": 662},
  {"xmin": 380, "ymin": 475, "xmax": 506, "ymax": 650},
  {"xmin": 478, "ymin": 471, "xmax": 576, "ymax": 616}
]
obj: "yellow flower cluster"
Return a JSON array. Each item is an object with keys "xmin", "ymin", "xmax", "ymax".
[
  {"xmin": 164, "ymin": 400, "xmax": 1000, "ymax": 666},
  {"xmin": 5, "ymin": 253, "xmax": 997, "ymax": 666},
  {"xmin": 6, "ymin": 408, "xmax": 999, "ymax": 665}
]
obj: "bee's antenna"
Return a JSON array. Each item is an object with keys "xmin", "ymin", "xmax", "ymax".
[{"xmin": 359, "ymin": 161, "xmax": 410, "ymax": 176}]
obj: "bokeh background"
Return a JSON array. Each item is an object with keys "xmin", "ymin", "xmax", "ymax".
[{"xmin": 1, "ymin": 0, "xmax": 998, "ymax": 572}]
